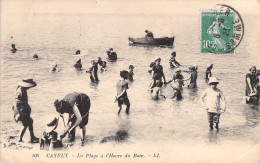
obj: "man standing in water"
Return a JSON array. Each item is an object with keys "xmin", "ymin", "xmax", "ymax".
[
  {"xmin": 54, "ymin": 92, "xmax": 91, "ymax": 142},
  {"xmin": 115, "ymin": 70, "xmax": 130, "ymax": 114},
  {"xmin": 245, "ymin": 66, "xmax": 259, "ymax": 105},
  {"xmin": 13, "ymin": 78, "xmax": 39, "ymax": 143},
  {"xmin": 200, "ymin": 77, "xmax": 226, "ymax": 130}
]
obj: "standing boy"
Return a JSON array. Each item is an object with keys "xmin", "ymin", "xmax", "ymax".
[
  {"xmin": 200, "ymin": 77, "xmax": 226, "ymax": 130},
  {"xmin": 13, "ymin": 78, "xmax": 39, "ymax": 143},
  {"xmin": 115, "ymin": 70, "xmax": 130, "ymax": 114}
]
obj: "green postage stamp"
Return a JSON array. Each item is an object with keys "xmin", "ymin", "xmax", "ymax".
[{"xmin": 201, "ymin": 4, "xmax": 244, "ymax": 54}]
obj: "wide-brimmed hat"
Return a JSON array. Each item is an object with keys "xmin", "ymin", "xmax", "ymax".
[
  {"xmin": 120, "ymin": 70, "xmax": 129, "ymax": 79},
  {"xmin": 208, "ymin": 77, "xmax": 219, "ymax": 85},
  {"xmin": 175, "ymin": 68, "xmax": 181, "ymax": 73},
  {"xmin": 207, "ymin": 63, "xmax": 213, "ymax": 68},
  {"xmin": 18, "ymin": 78, "xmax": 37, "ymax": 88}
]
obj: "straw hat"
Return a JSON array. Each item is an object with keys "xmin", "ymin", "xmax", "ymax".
[
  {"xmin": 18, "ymin": 78, "xmax": 37, "ymax": 88},
  {"xmin": 208, "ymin": 77, "xmax": 219, "ymax": 85}
]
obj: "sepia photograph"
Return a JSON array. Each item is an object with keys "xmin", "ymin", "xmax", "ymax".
[{"xmin": 0, "ymin": 0, "xmax": 260, "ymax": 162}]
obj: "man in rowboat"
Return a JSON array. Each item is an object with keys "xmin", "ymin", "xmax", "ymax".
[
  {"xmin": 145, "ymin": 30, "xmax": 154, "ymax": 38},
  {"xmin": 54, "ymin": 92, "xmax": 91, "ymax": 142}
]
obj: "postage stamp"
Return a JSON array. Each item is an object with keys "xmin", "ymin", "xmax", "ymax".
[{"xmin": 201, "ymin": 4, "xmax": 244, "ymax": 54}]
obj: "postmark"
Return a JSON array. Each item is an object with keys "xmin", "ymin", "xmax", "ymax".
[{"xmin": 201, "ymin": 4, "xmax": 244, "ymax": 54}]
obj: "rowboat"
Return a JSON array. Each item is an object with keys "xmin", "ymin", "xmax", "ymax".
[{"xmin": 128, "ymin": 37, "xmax": 174, "ymax": 46}]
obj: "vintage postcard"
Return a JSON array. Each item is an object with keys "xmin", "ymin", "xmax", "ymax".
[{"xmin": 1, "ymin": 0, "xmax": 260, "ymax": 162}]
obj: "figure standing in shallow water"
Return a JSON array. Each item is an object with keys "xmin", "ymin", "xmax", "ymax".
[
  {"xmin": 33, "ymin": 54, "xmax": 39, "ymax": 60},
  {"xmin": 97, "ymin": 57, "xmax": 106, "ymax": 71},
  {"xmin": 128, "ymin": 65, "xmax": 134, "ymax": 81},
  {"xmin": 200, "ymin": 77, "xmax": 226, "ymax": 130},
  {"xmin": 205, "ymin": 63, "xmax": 213, "ymax": 83},
  {"xmin": 186, "ymin": 65, "xmax": 198, "ymax": 89},
  {"xmin": 245, "ymin": 66, "xmax": 259, "ymax": 105},
  {"xmin": 149, "ymin": 57, "xmax": 167, "ymax": 90},
  {"xmin": 170, "ymin": 79, "xmax": 183, "ymax": 100},
  {"xmin": 74, "ymin": 58, "xmax": 82, "ymax": 71},
  {"xmin": 115, "ymin": 70, "xmax": 130, "ymax": 114},
  {"xmin": 88, "ymin": 60, "xmax": 99, "ymax": 82},
  {"xmin": 51, "ymin": 63, "xmax": 59, "ymax": 72},
  {"xmin": 167, "ymin": 68, "xmax": 184, "ymax": 90},
  {"xmin": 13, "ymin": 78, "xmax": 39, "ymax": 143},
  {"xmin": 11, "ymin": 44, "xmax": 17, "ymax": 53},
  {"xmin": 169, "ymin": 51, "xmax": 180, "ymax": 68}
]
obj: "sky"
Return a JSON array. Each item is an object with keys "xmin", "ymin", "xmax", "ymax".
[{"xmin": 1, "ymin": 0, "xmax": 259, "ymax": 16}]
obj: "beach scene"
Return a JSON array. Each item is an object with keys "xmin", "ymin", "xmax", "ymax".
[{"xmin": 1, "ymin": 0, "xmax": 260, "ymax": 162}]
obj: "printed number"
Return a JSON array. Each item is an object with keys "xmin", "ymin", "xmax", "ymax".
[
  {"xmin": 222, "ymin": 32, "xmax": 229, "ymax": 36},
  {"xmin": 225, "ymin": 42, "xmax": 232, "ymax": 50},
  {"xmin": 203, "ymin": 40, "xmax": 211, "ymax": 48}
]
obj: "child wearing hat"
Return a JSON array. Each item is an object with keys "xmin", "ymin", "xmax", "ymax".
[
  {"xmin": 115, "ymin": 70, "xmax": 130, "ymax": 114},
  {"xmin": 13, "ymin": 78, "xmax": 39, "ymax": 143},
  {"xmin": 200, "ymin": 77, "xmax": 226, "ymax": 130}
]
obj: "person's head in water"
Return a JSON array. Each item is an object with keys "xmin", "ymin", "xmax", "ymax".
[
  {"xmin": 129, "ymin": 65, "xmax": 134, "ymax": 71},
  {"xmin": 12, "ymin": 44, "xmax": 16, "ymax": 49},
  {"xmin": 76, "ymin": 50, "xmax": 80, "ymax": 55},
  {"xmin": 208, "ymin": 77, "xmax": 219, "ymax": 89},
  {"xmin": 249, "ymin": 66, "xmax": 256, "ymax": 75},
  {"xmin": 33, "ymin": 54, "xmax": 39, "ymax": 60},
  {"xmin": 120, "ymin": 70, "xmax": 129, "ymax": 80},
  {"xmin": 54, "ymin": 99, "xmax": 65, "ymax": 114},
  {"xmin": 155, "ymin": 58, "xmax": 161, "ymax": 65},
  {"xmin": 171, "ymin": 51, "xmax": 176, "ymax": 57}
]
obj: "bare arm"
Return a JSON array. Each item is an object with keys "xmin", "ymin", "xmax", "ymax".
[
  {"xmin": 116, "ymin": 89, "xmax": 126, "ymax": 99},
  {"xmin": 220, "ymin": 91, "xmax": 226, "ymax": 113},
  {"xmin": 246, "ymin": 77, "xmax": 253, "ymax": 93},
  {"xmin": 200, "ymin": 90, "xmax": 207, "ymax": 110},
  {"xmin": 68, "ymin": 107, "xmax": 82, "ymax": 133}
]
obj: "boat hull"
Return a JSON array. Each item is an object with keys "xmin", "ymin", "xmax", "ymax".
[{"xmin": 128, "ymin": 37, "xmax": 174, "ymax": 46}]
